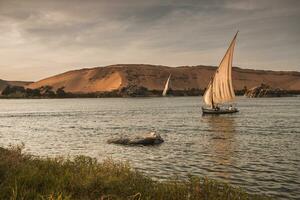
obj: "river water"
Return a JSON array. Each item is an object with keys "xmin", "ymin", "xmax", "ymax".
[{"xmin": 0, "ymin": 97, "xmax": 299, "ymax": 199}]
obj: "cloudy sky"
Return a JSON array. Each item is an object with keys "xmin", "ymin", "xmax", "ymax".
[{"xmin": 0, "ymin": 0, "xmax": 299, "ymax": 81}]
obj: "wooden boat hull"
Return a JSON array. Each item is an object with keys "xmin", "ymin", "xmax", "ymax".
[{"xmin": 202, "ymin": 107, "xmax": 239, "ymax": 115}]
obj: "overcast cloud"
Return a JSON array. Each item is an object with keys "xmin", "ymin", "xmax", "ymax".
[{"xmin": 0, "ymin": 0, "xmax": 299, "ymax": 81}]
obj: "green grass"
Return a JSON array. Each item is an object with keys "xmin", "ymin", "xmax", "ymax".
[{"xmin": 0, "ymin": 145, "xmax": 272, "ymax": 200}]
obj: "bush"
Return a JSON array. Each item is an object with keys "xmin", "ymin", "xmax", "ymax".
[
  {"xmin": 25, "ymin": 88, "xmax": 41, "ymax": 97},
  {"xmin": 119, "ymin": 86, "xmax": 149, "ymax": 97},
  {"xmin": 1, "ymin": 85, "xmax": 11, "ymax": 95},
  {"xmin": 1, "ymin": 85, "xmax": 26, "ymax": 96},
  {"xmin": 56, "ymin": 87, "xmax": 67, "ymax": 97},
  {"xmin": 0, "ymin": 146, "xmax": 272, "ymax": 200}
]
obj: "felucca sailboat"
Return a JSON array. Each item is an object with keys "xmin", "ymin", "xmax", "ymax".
[
  {"xmin": 202, "ymin": 32, "xmax": 239, "ymax": 114},
  {"xmin": 162, "ymin": 74, "xmax": 171, "ymax": 97}
]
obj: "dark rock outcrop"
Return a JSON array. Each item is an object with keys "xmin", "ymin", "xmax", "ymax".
[
  {"xmin": 245, "ymin": 84, "xmax": 292, "ymax": 98},
  {"xmin": 107, "ymin": 132, "xmax": 164, "ymax": 146}
]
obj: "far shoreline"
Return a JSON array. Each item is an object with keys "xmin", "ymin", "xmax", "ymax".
[
  {"xmin": 0, "ymin": 91, "xmax": 299, "ymax": 99},
  {"xmin": 1, "ymin": 83, "xmax": 299, "ymax": 99}
]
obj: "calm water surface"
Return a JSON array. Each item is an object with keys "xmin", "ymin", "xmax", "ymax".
[{"xmin": 0, "ymin": 97, "xmax": 299, "ymax": 199}]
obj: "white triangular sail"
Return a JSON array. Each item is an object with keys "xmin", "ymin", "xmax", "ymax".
[
  {"xmin": 162, "ymin": 74, "xmax": 171, "ymax": 96},
  {"xmin": 203, "ymin": 32, "xmax": 238, "ymax": 107}
]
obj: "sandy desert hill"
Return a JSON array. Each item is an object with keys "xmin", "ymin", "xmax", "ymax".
[{"xmin": 27, "ymin": 64, "xmax": 300, "ymax": 93}]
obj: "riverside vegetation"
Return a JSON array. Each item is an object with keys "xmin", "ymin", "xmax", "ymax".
[
  {"xmin": 0, "ymin": 84, "xmax": 205, "ymax": 98},
  {"xmin": 2, "ymin": 83, "xmax": 298, "ymax": 99},
  {"xmin": 0, "ymin": 145, "xmax": 272, "ymax": 200},
  {"xmin": 1, "ymin": 84, "xmax": 248, "ymax": 98}
]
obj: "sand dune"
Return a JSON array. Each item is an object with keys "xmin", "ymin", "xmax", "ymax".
[
  {"xmin": 27, "ymin": 64, "xmax": 300, "ymax": 93},
  {"xmin": 28, "ymin": 67, "xmax": 123, "ymax": 93}
]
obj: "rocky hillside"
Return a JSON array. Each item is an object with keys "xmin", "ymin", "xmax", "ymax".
[
  {"xmin": 27, "ymin": 64, "xmax": 300, "ymax": 94},
  {"xmin": 245, "ymin": 84, "xmax": 293, "ymax": 97}
]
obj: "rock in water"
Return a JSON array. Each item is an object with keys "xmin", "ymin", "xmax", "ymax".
[
  {"xmin": 107, "ymin": 132, "xmax": 164, "ymax": 146},
  {"xmin": 244, "ymin": 84, "xmax": 292, "ymax": 98}
]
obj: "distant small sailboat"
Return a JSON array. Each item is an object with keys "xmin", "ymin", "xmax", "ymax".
[
  {"xmin": 202, "ymin": 32, "xmax": 239, "ymax": 114},
  {"xmin": 162, "ymin": 74, "xmax": 171, "ymax": 97}
]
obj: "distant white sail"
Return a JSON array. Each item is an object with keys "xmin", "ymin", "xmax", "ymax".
[
  {"xmin": 162, "ymin": 74, "xmax": 171, "ymax": 96},
  {"xmin": 203, "ymin": 32, "xmax": 238, "ymax": 107}
]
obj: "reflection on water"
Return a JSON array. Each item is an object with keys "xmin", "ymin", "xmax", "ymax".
[
  {"xmin": 0, "ymin": 97, "xmax": 299, "ymax": 199},
  {"xmin": 203, "ymin": 115, "xmax": 236, "ymax": 179}
]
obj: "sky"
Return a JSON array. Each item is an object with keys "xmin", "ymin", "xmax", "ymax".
[{"xmin": 0, "ymin": 0, "xmax": 299, "ymax": 81}]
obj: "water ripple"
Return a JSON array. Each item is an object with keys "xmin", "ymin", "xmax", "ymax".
[{"xmin": 0, "ymin": 97, "xmax": 299, "ymax": 199}]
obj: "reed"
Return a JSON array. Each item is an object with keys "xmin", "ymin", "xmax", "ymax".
[{"xmin": 0, "ymin": 145, "xmax": 271, "ymax": 200}]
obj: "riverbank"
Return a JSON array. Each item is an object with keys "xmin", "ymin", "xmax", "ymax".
[
  {"xmin": 0, "ymin": 146, "xmax": 271, "ymax": 200},
  {"xmin": 1, "ymin": 84, "xmax": 300, "ymax": 99}
]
